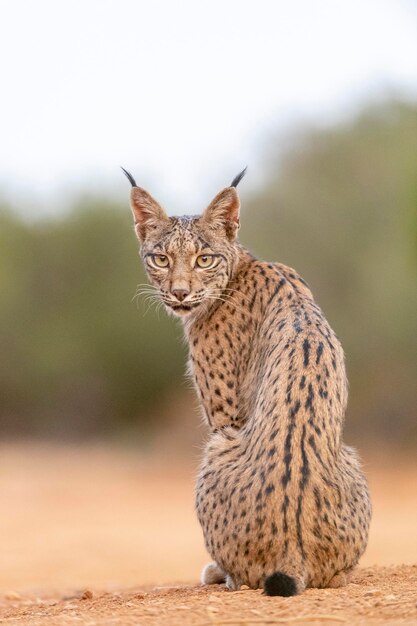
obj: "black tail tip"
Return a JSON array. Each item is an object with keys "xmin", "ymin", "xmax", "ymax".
[{"xmin": 264, "ymin": 572, "xmax": 298, "ymax": 597}]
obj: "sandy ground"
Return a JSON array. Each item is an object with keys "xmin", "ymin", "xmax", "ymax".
[
  {"xmin": 0, "ymin": 443, "xmax": 416, "ymax": 625},
  {"xmin": 1, "ymin": 565, "xmax": 417, "ymax": 626}
]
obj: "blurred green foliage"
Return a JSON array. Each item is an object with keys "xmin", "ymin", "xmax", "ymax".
[
  {"xmin": 0, "ymin": 201, "xmax": 186, "ymax": 438},
  {"xmin": 0, "ymin": 100, "xmax": 416, "ymax": 444}
]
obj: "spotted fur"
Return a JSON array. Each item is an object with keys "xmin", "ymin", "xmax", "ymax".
[{"xmin": 126, "ymin": 172, "xmax": 372, "ymax": 595}]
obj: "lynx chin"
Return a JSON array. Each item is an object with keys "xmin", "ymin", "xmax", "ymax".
[{"xmin": 123, "ymin": 167, "xmax": 371, "ymax": 596}]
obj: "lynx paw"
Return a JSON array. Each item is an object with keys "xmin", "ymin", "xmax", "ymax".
[
  {"xmin": 225, "ymin": 574, "xmax": 239, "ymax": 590},
  {"xmin": 327, "ymin": 568, "xmax": 354, "ymax": 589},
  {"xmin": 201, "ymin": 562, "xmax": 226, "ymax": 585}
]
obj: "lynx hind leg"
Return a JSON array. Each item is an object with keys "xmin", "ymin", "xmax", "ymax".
[
  {"xmin": 327, "ymin": 567, "xmax": 355, "ymax": 589},
  {"xmin": 201, "ymin": 562, "xmax": 226, "ymax": 585}
]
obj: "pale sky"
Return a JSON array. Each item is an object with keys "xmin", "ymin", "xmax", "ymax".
[{"xmin": 0, "ymin": 0, "xmax": 416, "ymax": 215}]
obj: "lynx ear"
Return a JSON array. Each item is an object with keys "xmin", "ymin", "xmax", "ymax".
[
  {"xmin": 201, "ymin": 187, "xmax": 241, "ymax": 241},
  {"xmin": 121, "ymin": 167, "xmax": 169, "ymax": 241},
  {"xmin": 130, "ymin": 186, "xmax": 170, "ymax": 241},
  {"xmin": 201, "ymin": 168, "xmax": 246, "ymax": 241}
]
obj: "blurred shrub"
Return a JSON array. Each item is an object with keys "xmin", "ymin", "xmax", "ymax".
[
  {"xmin": 0, "ymin": 100, "xmax": 415, "ymax": 445},
  {"xmin": 0, "ymin": 200, "xmax": 186, "ymax": 438}
]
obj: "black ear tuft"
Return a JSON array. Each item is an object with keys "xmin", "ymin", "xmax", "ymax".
[
  {"xmin": 121, "ymin": 167, "xmax": 137, "ymax": 188},
  {"xmin": 230, "ymin": 166, "xmax": 247, "ymax": 188}
]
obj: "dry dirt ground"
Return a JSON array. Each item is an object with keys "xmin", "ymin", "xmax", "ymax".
[
  {"xmin": 1, "ymin": 565, "xmax": 417, "ymax": 626},
  {"xmin": 0, "ymin": 444, "xmax": 416, "ymax": 625}
]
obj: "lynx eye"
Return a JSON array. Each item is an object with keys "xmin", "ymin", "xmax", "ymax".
[
  {"xmin": 151, "ymin": 254, "xmax": 169, "ymax": 268},
  {"xmin": 196, "ymin": 254, "xmax": 215, "ymax": 269}
]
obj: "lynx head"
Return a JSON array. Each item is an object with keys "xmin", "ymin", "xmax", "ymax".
[{"xmin": 123, "ymin": 167, "xmax": 247, "ymax": 318}]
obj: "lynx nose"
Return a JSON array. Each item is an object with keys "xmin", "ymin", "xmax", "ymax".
[{"xmin": 172, "ymin": 288, "xmax": 189, "ymax": 302}]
